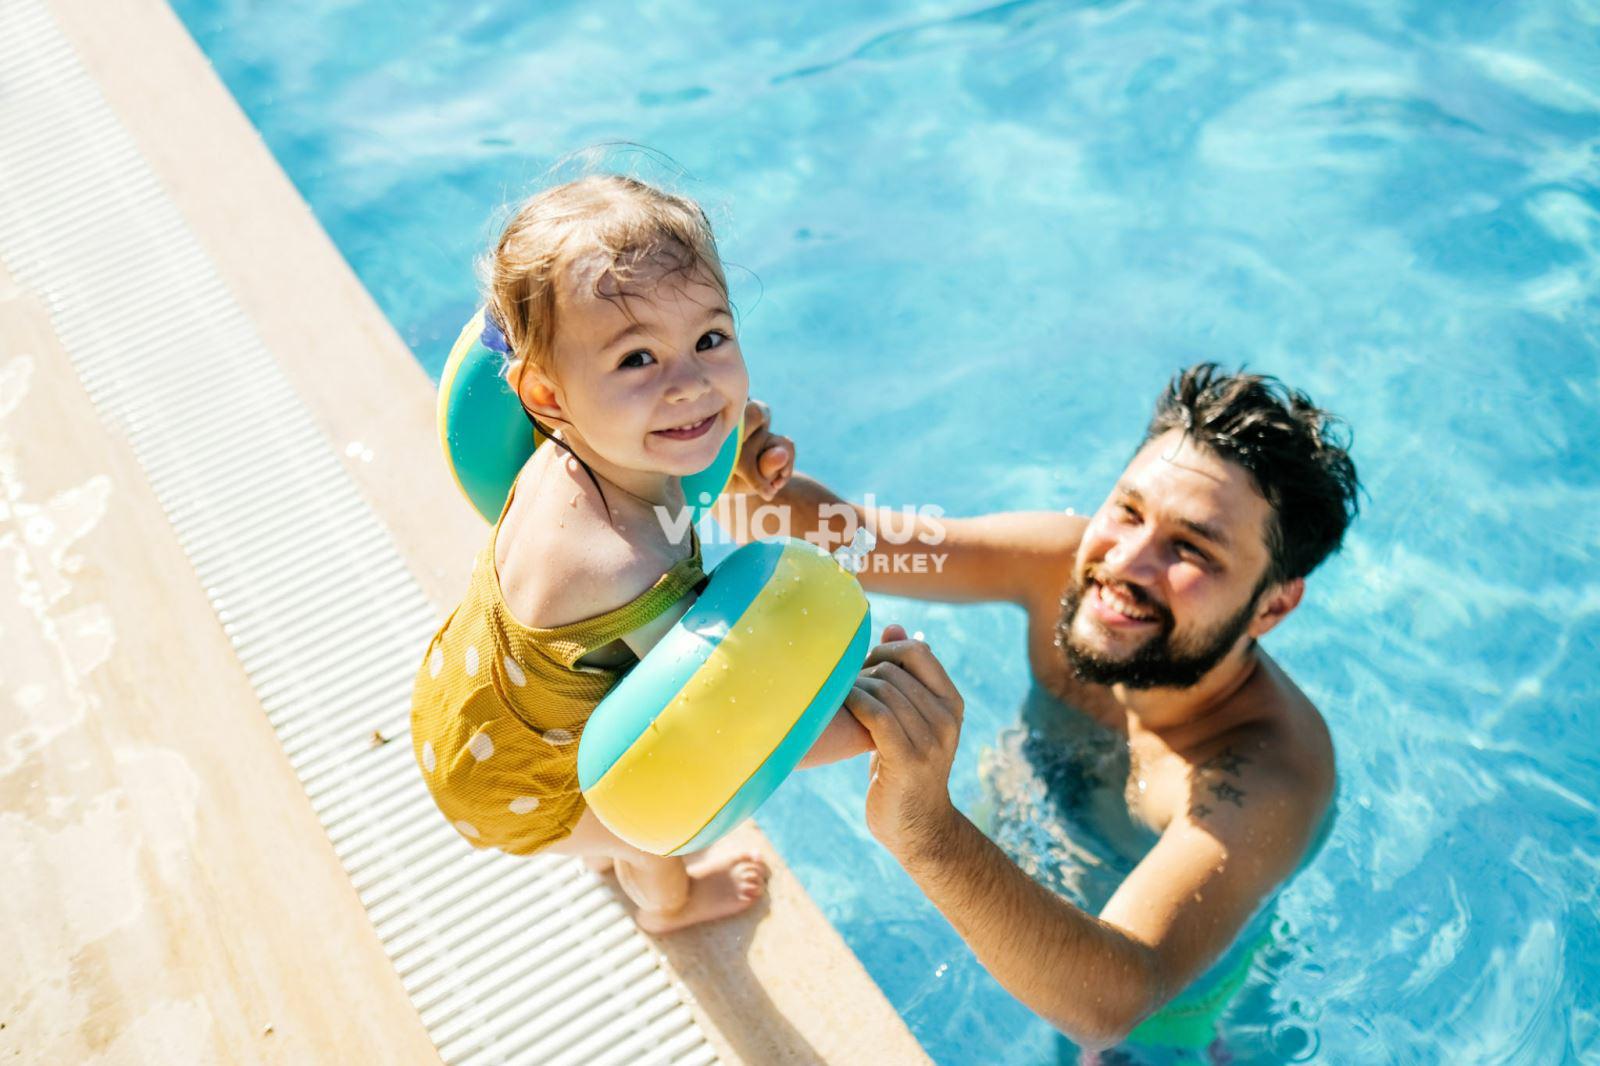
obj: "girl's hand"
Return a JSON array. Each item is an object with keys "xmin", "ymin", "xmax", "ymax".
[{"xmin": 729, "ymin": 399, "xmax": 795, "ymax": 501}]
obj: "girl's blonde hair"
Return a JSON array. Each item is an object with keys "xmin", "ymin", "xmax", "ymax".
[{"xmin": 485, "ymin": 175, "xmax": 728, "ymax": 377}]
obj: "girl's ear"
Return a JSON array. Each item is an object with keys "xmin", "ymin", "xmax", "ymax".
[{"xmin": 508, "ymin": 359, "xmax": 563, "ymax": 422}]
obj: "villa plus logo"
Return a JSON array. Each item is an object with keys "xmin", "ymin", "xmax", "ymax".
[{"xmin": 653, "ymin": 493, "xmax": 951, "ymax": 574}]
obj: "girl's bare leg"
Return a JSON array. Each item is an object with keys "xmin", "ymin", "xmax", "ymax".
[{"xmin": 549, "ymin": 809, "xmax": 769, "ymax": 933}]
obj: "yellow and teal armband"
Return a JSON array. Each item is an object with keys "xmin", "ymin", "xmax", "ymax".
[{"xmin": 577, "ymin": 537, "xmax": 871, "ymax": 855}]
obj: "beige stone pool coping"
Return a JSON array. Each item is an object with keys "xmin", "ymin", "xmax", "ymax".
[{"xmin": 0, "ymin": 1, "xmax": 929, "ymax": 1062}]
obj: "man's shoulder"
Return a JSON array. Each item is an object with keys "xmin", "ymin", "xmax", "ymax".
[
  {"xmin": 1253, "ymin": 653, "xmax": 1336, "ymax": 794},
  {"xmin": 1187, "ymin": 669, "xmax": 1335, "ymax": 848},
  {"xmin": 1001, "ymin": 509, "xmax": 1088, "ymax": 609}
]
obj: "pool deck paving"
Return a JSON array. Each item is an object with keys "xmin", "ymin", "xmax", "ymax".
[{"xmin": 0, "ymin": 1, "xmax": 931, "ymax": 1063}]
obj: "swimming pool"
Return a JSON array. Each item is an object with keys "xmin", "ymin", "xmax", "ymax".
[{"xmin": 171, "ymin": 1, "xmax": 1599, "ymax": 1061}]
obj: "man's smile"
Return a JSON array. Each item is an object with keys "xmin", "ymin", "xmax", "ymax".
[{"xmin": 1085, "ymin": 579, "xmax": 1163, "ymax": 629}]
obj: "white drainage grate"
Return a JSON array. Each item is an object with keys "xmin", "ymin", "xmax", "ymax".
[{"xmin": 0, "ymin": 3, "xmax": 716, "ymax": 1063}]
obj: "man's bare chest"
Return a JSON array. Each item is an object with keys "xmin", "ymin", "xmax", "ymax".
[{"xmin": 1023, "ymin": 620, "xmax": 1191, "ymax": 833}]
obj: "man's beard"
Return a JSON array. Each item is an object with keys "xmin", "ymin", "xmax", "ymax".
[{"xmin": 1057, "ymin": 573, "xmax": 1261, "ymax": 690}]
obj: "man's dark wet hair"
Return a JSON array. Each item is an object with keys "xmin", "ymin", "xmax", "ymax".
[{"xmin": 1143, "ymin": 363, "xmax": 1361, "ymax": 585}]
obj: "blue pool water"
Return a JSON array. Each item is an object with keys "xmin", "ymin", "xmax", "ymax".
[{"xmin": 172, "ymin": 2, "xmax": 1599, "ymax": 1062}]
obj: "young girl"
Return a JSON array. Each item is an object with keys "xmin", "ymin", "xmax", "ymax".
[{"xmin": 411, "ymin": 175, "xmax": 869, "ymax": 933}]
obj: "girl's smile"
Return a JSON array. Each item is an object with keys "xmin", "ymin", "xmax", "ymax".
[{"xmin": 652, "ymin": 411, "xmax": 720, "ymax": 441}]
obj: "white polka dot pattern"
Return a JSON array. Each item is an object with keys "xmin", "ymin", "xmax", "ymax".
[
  {"xmin": 421, "ymin": 741, "xmax": 436, "ymax": 773},
  {"xmin": 467, "ymin": 731, "xmax": 495, "ymax": 761},
  {"xmin": 509, "ymin": 796, "xmax": 540, "ymax": 815},
  {"xmin": 464, "ymin": 644, "xmax": 480, "ymax": 676},
  {"xmin": 428, "ymin": 646, "xmax": 443, "ymax": 678},
  {"xmin": 504, "ymin": 655, "xmax": 526, "ymax": 686},
  {"xmin": 453, "ymin": 820, "xmax": 480, "ymax": 840},
  {"xmin": 543, "ymin": 728, "xmax": 573, "ymax": 747}
]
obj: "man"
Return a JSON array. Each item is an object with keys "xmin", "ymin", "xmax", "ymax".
[{"xmin": 738, "ymin": 364, "xmax": 1359, "ymax": 1053}]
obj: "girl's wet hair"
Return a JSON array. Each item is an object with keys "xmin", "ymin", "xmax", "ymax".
[
  {"xmin": 481, "ymin": 175, "xmax": 729, "ymax": 512},
  {"xmin": 483, "ymin": 174, "xmax": 728, "ymax": 380}
]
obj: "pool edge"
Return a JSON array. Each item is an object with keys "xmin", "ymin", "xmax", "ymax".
[{"xmin": 34, "ymin": 0, "xmax": 931, "ymax": 1062}]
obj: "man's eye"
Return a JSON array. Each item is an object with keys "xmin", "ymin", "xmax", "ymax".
[
  {"xmin": 696, "ymin": 330, "xmax": 729, "ymax": 352},
  {"xmin": 619, "ymin": 350, "xmax": 656, "ymax": 369},
  {"xmin": 1177, "ymin": 542, "xmax": 1210, "ymax": 565}
]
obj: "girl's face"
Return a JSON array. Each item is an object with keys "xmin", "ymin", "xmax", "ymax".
[{"xmin": 528, "ymin": 252, "xmax": 749, "ymax": 479}]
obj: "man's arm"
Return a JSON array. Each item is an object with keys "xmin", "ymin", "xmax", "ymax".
[
  {"xmin": 846, "ymin": 632, "xmax": 1327, "ymax": 1050},
  {"xmin": 895, "ymin": 808, "xmax": 1165, "ymax": 1047},
  {"xmin": 907, "ymin": 776, "xmax": 1319, "ymax": 1048},
  {"xmin": 718, "ymin": 472, "xmax": 1084, "ymax": 605},
  {"xmin": 712, "ymin": 400, "xmax": 1082, "ymax": 604}
]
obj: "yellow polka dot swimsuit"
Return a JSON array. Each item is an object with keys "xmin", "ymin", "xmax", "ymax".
[{"xmin": 410, "ymin": 479, "xmax": 705, "ymax": 855}]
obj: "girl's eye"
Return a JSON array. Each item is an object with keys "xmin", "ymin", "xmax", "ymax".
[
  {"xmin": 696, "ymin": 330, "xmax": 729, "ymax": 352},
  {"xmin": 619, "ymin": 350, "xmax": 656, "ymax": 369},
  {"xmin": 1118, "ymin": 504, "xmax": 1140, "ymax": 522}
]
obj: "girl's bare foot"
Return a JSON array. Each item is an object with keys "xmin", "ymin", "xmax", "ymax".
[
  {"xmin": 583, "ymin": 855, "xmax": 615, "ymax": 875},
  {"xmin": 634, "ymin": 844, "xmax": 770, "ymax": 935}
]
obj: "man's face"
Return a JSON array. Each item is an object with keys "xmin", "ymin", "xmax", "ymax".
[{"xmin": 1058, "ymin": 430, "xmax": 1279, "ymax": 689}]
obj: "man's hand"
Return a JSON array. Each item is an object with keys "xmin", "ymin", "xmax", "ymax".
[
  {"xmin": 727, "ymin": 399, "xmax": 794, "ymax": 501},
  {"xmin": 844, "ymin": 623, "xmax": 966, "ymax": 859}
]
